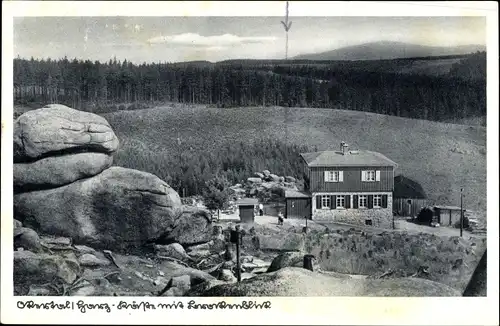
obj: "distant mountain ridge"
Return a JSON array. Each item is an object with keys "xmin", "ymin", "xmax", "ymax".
[{"xmin": 294, "ymin": 41, "xmax": 486, "ymax": 61}]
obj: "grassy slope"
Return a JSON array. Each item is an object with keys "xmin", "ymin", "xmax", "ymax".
[{"xmin": 103, "ymin": 104, "xmax": 486, "ymax": 215}]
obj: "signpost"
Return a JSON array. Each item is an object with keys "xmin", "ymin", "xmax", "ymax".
[
  {"xmin": 230, "ymin": 225, "xmax": 242, "ymax": 283},
  {"xmin": 460, "ymin": 188, "xmax": 464, "ymax": 237}
]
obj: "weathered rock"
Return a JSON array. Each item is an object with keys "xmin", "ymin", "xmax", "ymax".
[
  {"xmin": 266, "ymin": 174, "xmax": 280, "ymax": 182},
  {"xmin": 155, "ymin": 243, "xmax": 192, "ymax": 261},
  {"xmin": 241, "ymin": 258, "xmax": 271, "ymax": 272},
  {"xmin": 78, "ymin": 253, "xmax": 110, "ymax": 267},
  {"xmin": 14, "ymin": 219, "xmax": 23, "ymax": 228},
  {"xmin": 187, "ymin": 238, "xmax": 226, "ymax": 253},
  {"xmin": 186, "ymin": 241, "xmax": 213, "ymax": 252},
  {"xmin": 74, "ymin": 245, "xmax": 97, "ymax": 255},
  {"xmin": 27, "ymin": 284, "xmax": 54, "ymax": 296},
  {"xmin": 184, "ymin": 279, "xmax": 226, "ymax": 296},
  {"xmin": 247, "ymin": 177, "xmax": 263, "ymax": 184},
  {"xmin": 241, "ymin": 273, "xmax": 256, "ymax": 281},
  {"xmin": 71, "ymin": 280, "xmax": 96, "ymax": 296},
  {"xmin": 14, "ymin": 227, "xmax": 42, "ymax": 253},
  {"xmin": 285, "ymin": 176, "xmax": 296, "ymax": 183},
  {"xmin": 188, "ymin": 249, "xmax": 212, "ymax": 259},
  {"xmin": 41, "ymin": 236, "xmax": 72, "ymax": 247},
  {"xmin": 219, "ymin": 269, "xmax": 237, "ymax": 282},
  {"xmin": 159, "ymin": 207, "xmax": 212, "ymax": 246},
  {"xmin": 192, "ymin": 267, "xmax": 461, "ymax": 297},
  {"xmin": 14, "ymin": 104, "xmax": 119, "ymax": 162},
  {"xmin": 14, "ymin": 251, "xmax": 81, "ymax": 288},
  {"xmin": 159, "ymin": 275, "xmax": 191, "ymax": 296},
  {"xmin": 14, "ymin": 152, "xmax": 113, "ymax": 190},
  {"xmin": 267, "ymin": 252, "xmax": 304, "ymax": 273},
  {"xmin": 14, "ymin": 167, "xmax": 182, "ymax": 250},
  {"xmin": 254, "ymin": 172, "xmax": 265, "ymax": 179}
]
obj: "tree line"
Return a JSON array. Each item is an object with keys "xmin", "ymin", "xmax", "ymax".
[
  {"xmin": 113, "ymin": 137, "xmax": 312, "ymax": 198},
  {"xmin": 14, "ymin": 53, "xmax": 485, "ymax": 123}
]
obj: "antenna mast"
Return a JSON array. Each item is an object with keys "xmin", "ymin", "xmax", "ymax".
[{"xmin": 281, "ymin": 1, "xmax": 292, "ymax": 60}]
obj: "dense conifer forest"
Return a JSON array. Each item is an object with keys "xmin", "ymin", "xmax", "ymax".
[
  {"xmin": 14, "ymin": 52, "xmax": 486, "ymax": 122},
  {"xmin": 13, "ymin": 53, "xmax": 486, "ymax": 197}
]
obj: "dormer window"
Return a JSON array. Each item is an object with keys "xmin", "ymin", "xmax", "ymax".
[{"xmin": 324, "ymin": 170, "xmax": 343, "ymax": 182}]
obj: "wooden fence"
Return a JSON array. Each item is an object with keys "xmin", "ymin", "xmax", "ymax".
[{"xmin": 393, "ymin": 198, "xmax": 429, "ymax": 217}]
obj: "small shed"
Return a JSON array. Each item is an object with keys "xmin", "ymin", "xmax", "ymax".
[
  {"xmin": 236, "ymin": 198, "xmax": 259, "ymax": 223},
  {"xmin": 285, "ymin": 190, "xmax": 312, "ymax": 220},
  {"xmin": 434, "ymin": 205, "xmax": 466, "ymax": 227}
]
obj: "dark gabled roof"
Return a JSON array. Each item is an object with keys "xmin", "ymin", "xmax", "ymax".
[{"xmin": 300, "ymin": 150, "xmax": 398, "ymax": 167}]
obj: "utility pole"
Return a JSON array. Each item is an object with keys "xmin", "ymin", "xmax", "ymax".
[
  {"xmin": 460, "ymin": 188, "xmax": 463, "ymax": 237},
  {"xmin": 235, "ymin": 225, "xmax": 242, "ymax": 282},
  {"xmin": 281, "ymin": 1, "xmax": 293, "ymax": 179},
  {"xmin": 281, "ymin": 1, "xmax": 292, "ymax": 60}
]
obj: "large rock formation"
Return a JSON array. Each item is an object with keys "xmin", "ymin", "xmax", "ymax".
[
  {"xmin": 15, "ymin": 167, "xmax": 182, "ymax": 250},
  {"xmin": 14, "ymin": 104, "xmax": 119, "ymax": 162},
  {"xmin": 13, "ymin": 105, "xmax": 211, "ymax": 251},
  {"xmin": 14, "ymin": 152, "xmax": 113, "ymax": 190},
  {"xmin": 190, "ymin": 267, "xmax": 461, "ymax": 297}
]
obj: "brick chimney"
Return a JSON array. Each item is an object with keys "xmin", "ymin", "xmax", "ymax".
[{"xmin": 340, "ymin": 141, "xmax": 349, "ymax": 155}]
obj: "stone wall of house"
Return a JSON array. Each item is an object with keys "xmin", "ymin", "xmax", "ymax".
[{"xmin": 312, "ymin": 193, "xmax": 393, "ymax": 229}]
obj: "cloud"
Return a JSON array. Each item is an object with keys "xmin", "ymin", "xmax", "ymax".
[{"xmin": 147, "ymin": 33, "xmax": 277, "ymax": 47}]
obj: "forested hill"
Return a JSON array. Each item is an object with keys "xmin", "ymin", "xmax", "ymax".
[{"xmin": 13, "ymin": 52, "xmax": 485, "ymax": 123}]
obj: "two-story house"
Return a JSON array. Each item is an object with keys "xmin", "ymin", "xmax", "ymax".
[{"xmin": 285, "ymin": 142, "xmax": 398, "ymax": 228}]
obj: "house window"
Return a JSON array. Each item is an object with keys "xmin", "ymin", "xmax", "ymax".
[
  {"xmin": 359, "ymin": 195, "xmax": 367, "ymax": 208},
  {"xmin": 321, "ymin": 195, "xmax": 331, "ymax": 209},
  {"xmin": 336, "ymin": 195, "xmax": 345, "ymax": 209},
  {"xmin": 362, "ymin": 170, "xmax": 380, "ymax": 182},
  {"xmin": 373, "ymin": 195, "xmax": 382, "ymax": 208},
  {"xmin": 325, "ymin": 171, "xmax": 343, "ymax": 182}
]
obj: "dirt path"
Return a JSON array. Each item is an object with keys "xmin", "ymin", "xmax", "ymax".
[{"xmin": 219, "ymin": 211, "xmax": 485, "ymax": 240}]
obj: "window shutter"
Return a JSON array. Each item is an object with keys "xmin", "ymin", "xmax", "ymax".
[
  {"xmin": 316, "ymin": 195, "xmax": 321, "ymax": 209},
  {"xmin": 331, "ymin": 195, "xmax": 336, "ymax": 209},
  {"xmin": 339, "ymin": 171, "xmax": 344, "ymax": 182},
  {"xmin": 324, "ymin": 171, "xmax": 329, "ymax": 182},
  {"xmin": 361, "ymin": 171, "xmax": 366, "ymax": 181},
  {"xmin": 368, "ymin": 195, "xmax": 374, "ymax": 209},
  {"xmin": 376, "ymin": 170, "xmax": 381, "ymax": 181},
  {"xmin": 382, "ymin": 195, "xmax": 388, "ymax": 208},
  {"xmin": 345, "ymin": 195, "xmax": 350, "ymax": 208},
  {"xmin": 353, "ymin": 195, "xmax": 358, "ymax": 208}
]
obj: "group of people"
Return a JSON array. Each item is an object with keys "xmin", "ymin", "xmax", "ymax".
[{"xmin": 257, "ymin": 203, "xmax": 284, "ymax": 226}]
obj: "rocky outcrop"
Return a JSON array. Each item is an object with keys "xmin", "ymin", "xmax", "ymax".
[
  {"xmin": 159, "ymin": 207, "xmax": 212, "ymax": 246},
  {"xmin": 14, "ymin": 152, "xmax": 113, "ymax": 190},
  {"xmin": 14, "ymin": 250, "xmax": 81, "ymax": 291},
  {"xmin": 191, "ymin": 267, "xmax": 462, "ymax": 297},
  {"xmin": 267, "ymin": 252, "xmax": 305, "ymax": 273},
  {"xmin": 13, "ymin": 105, "xmax": 213, "ymax": 253},
  {"xmin": 14, "ymin": 104, "xmax": 119, "ymax": 162},
  {"xmin": 15, "ymin": 167, "xmax": 182, "ymax": 250},
  {"xmin": 154, "ymin": 243, "xmax": 193, "ymax": 262}
]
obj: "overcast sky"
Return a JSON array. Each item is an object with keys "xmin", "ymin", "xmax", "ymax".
[{"xmin": 14, "ymin": 16, "xmax": 486, "ymax": 63}]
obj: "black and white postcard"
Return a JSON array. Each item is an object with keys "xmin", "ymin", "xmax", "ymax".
[{"xmin": 1, "ymin": 1, "xmax": 498, "ymax": 325}]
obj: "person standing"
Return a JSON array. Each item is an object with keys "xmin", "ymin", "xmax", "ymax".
[{"xmin": 259, "ymin": 203, "xmax": 264, "ymax": 216}]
